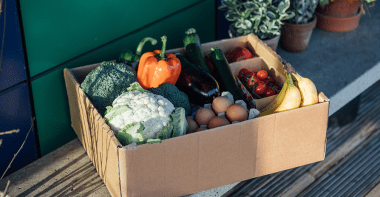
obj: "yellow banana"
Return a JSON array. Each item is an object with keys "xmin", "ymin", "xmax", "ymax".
[
  {"xmin": 274, "ymin": 74, "xmax": 301, "ymax": 113},
  {"xmin": 291, "ymin": 73, "xmax": 318, "ymax": 107},
  {"xmin": 258, "ymin": 78, "xmax": 289, "ymax": 117}
]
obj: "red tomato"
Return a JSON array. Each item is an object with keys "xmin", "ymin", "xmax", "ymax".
[
  {"xmin": 246, "ymin": 75, "xmax": 260, "ymax": 88},
  {"xmin": 225, "ymin": 47, "xmax": 254, "ymax": 63},
  {"xmin": 238, "ymin": 68, "xmax": 251, "ymax": 80},
  {"xmin": 265, "ymin": 87, "xmax": 276, "ymax": 97},
  {"xmin": 254, "ymin": 81, "xmax": 267, "ymax": 95},
  {"xmin": 264, "ymin": 76, "xmax": 274, "ymax": 83},
  {"xmin": 243, "ymin": 72, "xmax": 253, "ymax": 84},
  {"xmin": 268, "ymin": 83, "xmax": 280, "ymax": 94},
  {"xmin": 243, "ymin": 71, "xmax": 254, "ymax": 82},
  {"xmin": 257, "ymin": 70, "xmax": 268, "ymax": 81},
  {"xmin": 234, "ymin": 48, "xmax": 254, "ymax": 62}
]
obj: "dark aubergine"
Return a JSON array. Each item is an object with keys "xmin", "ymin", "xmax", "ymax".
[{"xmin": 175, "ymin": 53, "xmax": 220, "ymax": 106}]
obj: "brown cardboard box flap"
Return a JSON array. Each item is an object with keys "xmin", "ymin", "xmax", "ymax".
[{"xmin": 64, "ymin": 68, "xmax": 122, "ymax": 197}]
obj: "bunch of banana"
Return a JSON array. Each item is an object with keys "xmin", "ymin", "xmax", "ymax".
[
  {"xmin": 258, "ymin": 71, "xmax": 319, "ymax": 117},
  {"xmin": 291, "ymin": 72, "xmax": 319, "ymax": 107},
  {"xmin": 258, "ymin": 73, "xmax": 301, "ymax": 117}
]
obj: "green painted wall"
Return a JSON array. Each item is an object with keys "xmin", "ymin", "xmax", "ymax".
[
  {"xmin": 29, "ymin": 0, "xmax": 216, "ymax": 156},
  {"xmin": 20, "ymin": 0, "xmax": 204, "ymax": 77}
]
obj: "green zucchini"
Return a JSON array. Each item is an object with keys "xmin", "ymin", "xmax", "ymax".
[
  {"xmin": 208, "ymin": 47, "xmax": 246, "ymax": 102},
  {"xmin": 183, "ymin": 28, "xmax": 211, "ymax": 74}
]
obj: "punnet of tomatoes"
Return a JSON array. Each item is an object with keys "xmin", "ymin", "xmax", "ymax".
[{"xmin": 237, "ymin": 68, "xmax": 280, "ymax": 99}]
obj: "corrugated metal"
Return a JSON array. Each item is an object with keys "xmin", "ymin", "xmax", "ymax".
[{"xmin": 226, "ymin": 80, "xmax": 380, "ymax": 197}]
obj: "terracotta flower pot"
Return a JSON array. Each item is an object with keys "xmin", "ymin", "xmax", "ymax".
[
  {"xmin": 316, "ymin": 9, "xmax": 361, "ymax": 32},
  {"xmin": 316, "ymin": 0, "xmax": 362, "ymax": 32},
  {"xmin": 228, "ymin": 27, "xmax": 280, "ymax": 52},
  {"xmin": 317, "ymin": 0, "xmax": 361, "ymax": 17},
  {"xmin": 280, "ymin": 17, "xmax": 317, "ymax": 52}
]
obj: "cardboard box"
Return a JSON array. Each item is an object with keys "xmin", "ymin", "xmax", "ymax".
[{"xmin": 64, "ymin": 34, "xmax": 329, "ymax": 197}]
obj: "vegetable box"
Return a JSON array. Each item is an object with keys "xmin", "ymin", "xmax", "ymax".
[{"xmin": 64, "ymin": 33, "xmax": 329, "ymax": 197}]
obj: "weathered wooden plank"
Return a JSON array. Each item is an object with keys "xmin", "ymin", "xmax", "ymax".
[
  {"xmin": 365, "ymin": 181, "xmax": 380, "ymax": 197},
  {"xmin": 280, "ymin": 103, "xmax": 380, "ymax": 197}
]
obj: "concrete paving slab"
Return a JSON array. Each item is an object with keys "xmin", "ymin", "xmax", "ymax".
[{"xmin": 276, "ymin": 5, "xmax": 380, "ymax": 116}]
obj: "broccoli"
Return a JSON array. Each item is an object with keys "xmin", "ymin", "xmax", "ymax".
[
  {"xmin": 80, "ymin": 61, "xmax": 137, "ymax": 115},
  {"xmin": 148, "ymin": 83, "xmax": 192, "ymax": 116}
]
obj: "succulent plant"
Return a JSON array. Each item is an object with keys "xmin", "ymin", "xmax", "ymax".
[
  {"xmin": 286, "ymin": 0, "xmax": 319, "ymax": 24},
  {"xmin": 219, "ymin": 0, "xmax": 295, "ymax": 40}
]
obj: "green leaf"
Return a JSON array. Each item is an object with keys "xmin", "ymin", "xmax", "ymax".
[
  {"xmin": 272, "ymin": 31, "xmax": 281, "ymax": 36},
  {"xmin": 278, "ymin": 0, "xmax": 290, "ymax": 14},
  {"xmin": 319, "ymin": 0, "xmax": 330, "ymax": 6},
  {"xmin": 243, "ymin": 19, "xmax": 253, "ymax": 28},
  {"xmin": 221, "ymin": 0, "xmax": 236, "ymax": 8},
  {"xmin": 296, "ymin": 16, "xmax": 303, "ymax": 24},
  {"xmin": 105, "ymin": 106, "xmax": 114, "ymax": 116},
  {"xmin": 244, "ymin": 29, "xmax": 252, "ymax": 35},
  {"xmin": 156, "ymin": 118, "xmax": 173, "ymax": 140},
  {"xmin": 218, "ymin": 4, "xmax": 228, "ymax": 11},
  {"xmin": 252, "ymin": 8, "xmax": 263, "ymax": 16},
  {"xmin": 244, "ymin": 1, "xmax": 256, "ymax": 9},
  {"xmin": 266, "ymin": 11, "xmax": 276, "ymax": 19},
  {"xmin": 259, "ymin": 25, "xmax": 268, "ymax": 33},
  {"xmin": 242, "ymin": 9, "xmax": 253, "ymax": 19},
  {"xmin": 117, "ymin": 122, "xmax": 146, "ymax": 145},
  {"xmin": 251, "ymin": 15, "xmax": 262, "ymax": 29},
  {"xmin": 235, "ymin": 21, "xmax": 243, "ymax": 29},
  {"xmin": 226, "ymin": 11, "xmax": 240, "ymax": 21},
  {"xmin": 127, "ymin": 82, "xmax": 150, "ymax": 93},
  {"xmin": 171, "ymin": 107, "xmax": 189, "ymax": 137},
  {"xmin": 118, "ymin": 49, "xmax": 137, "ymax": 65},
  {"xmin": 104, "ymin": 105, "xmax": 130, "ymax": 123},
  {"xmin": 266, "ymin": 20, "xmax": 274, "ymax": 29}
]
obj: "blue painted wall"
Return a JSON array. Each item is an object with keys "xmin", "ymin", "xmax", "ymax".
[
  {"xmin": 0, "ymin": 84, "xmax": 38, "ymax": 177},
  {"xmin": 0, "ymin": 0, "xmax": 27, "ymax": 91},
  {"xmin": 0, "ymin": 0, "xmax": 38, "ymax": 177}
]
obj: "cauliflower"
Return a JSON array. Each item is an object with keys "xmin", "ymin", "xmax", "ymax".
[
  {"xmin": 148, "ymin": 82, "xmax": 192, "ymax": 116},
  {"xmin": 107, "ymin": 91, "xmax": 174, "ymax": 134},
  {"xmin": 104, "ymin": 85, "xmax": 188, "ymax": 145}
]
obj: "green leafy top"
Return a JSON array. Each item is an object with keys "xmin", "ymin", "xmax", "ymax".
[
  {"xmin": 219, "ymin": 0, "xmax": 295, "ymax": 39},
  {"xmin": 286, "ymin": 0, "xmax": 319, "ymax": 24}
]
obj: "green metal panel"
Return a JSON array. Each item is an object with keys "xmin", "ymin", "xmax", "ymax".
[
  {"xmin": 33, "ymin": 0, "xmax": 215, "ymax": 156},
  {"xmin": 32, "ymin": 68, "xmax": 78, "ymax": 156},
  {"xmin": 20, "ymin": 0, "xmax": 204, "ymax": 77}
]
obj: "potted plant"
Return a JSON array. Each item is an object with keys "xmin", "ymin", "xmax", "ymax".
[
  {"xmin": 218, "ymin": 0, "xmax": 295, "ymax": 51},
  {"xmin": 280, "ymin": 0, "xmax": 319, "ymax": 52},
  {"xmin": 316, "ymin": 0, "xmax": 376, "ymax": 32}
]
